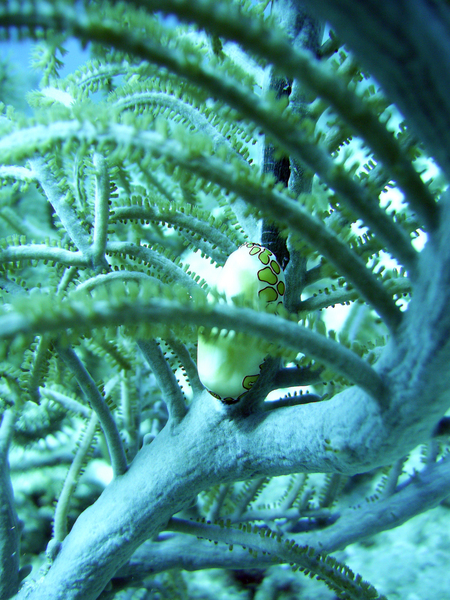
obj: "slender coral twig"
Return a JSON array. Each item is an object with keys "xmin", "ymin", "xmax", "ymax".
[
  {"xmin": 137, "ymin": 339, "xmax": 187, "ymax": 422},
  {"xmin": 206, "ymin": 483, "xmax": 231, "ymax": 522},
  {"xmin": 109, "ymin": 89, "xmax": 242, "ymax": 158},
  {"xmin": 274, "ymin": 366, "xmax": 323, "ymax": 389},
  {"xmin": 110, "ymin": 204, "xmax": 239, "ymax": 261},
  {"xmin": 231, "ymin": 477, "xmax": 268, "ymax": 520},
  {"xmin": 91, "ymin": 152, "xmax": 110, "ymax": 270},
  {"xmin": 56, "ymin": 344, "xmax": 127, "ymax": 476},
  {"xmin": 53, "ymin": 411, "xmax": 99, "ymax": 541},
  {"xmin": 0, "ymin": 244, "xmax": 89, "ymax": 268},
  {"xmin": 39, "ymin": 386, "xmax": 92, "ymax": 418},
  {"xmin": 29, "ymin": 157, "xmax": 94, "ymax": 258},
  {"xmin": 120, "ymin": 370, "xmax": 140, "ymax": 461},
  {"xmin": 299, "ymin": 277, "xmax": 411, "ymax": 313},
  {"xmin": 167, "ymin": 338, "xmax": 204, "ymax": 396},
  {"xmin": 167, "ymin": 517, "xmax": 386, "ymax": 600},
  {"xmin": 106, "ymin": 241, "xmax": 204, "ymax": 291},
  {"xmin": 75, "ymin": 271, "xmax": 162, "ymax": 294}
]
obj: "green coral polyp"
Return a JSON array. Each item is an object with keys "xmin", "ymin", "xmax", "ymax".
[{"xmin": 197, "ymin": 242, "xmax": 285, "ymax": 403}]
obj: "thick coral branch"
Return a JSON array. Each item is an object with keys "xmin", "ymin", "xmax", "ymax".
[
  {"xmin": 133, "ymin": 455, "xmax": 449, "ymax": 574},
  {"xmin": 13, "ymin": 360, "xmax": 448, "ymax": 600},
  {"xmin": 12, "ymin": 199, "xmax": 450, "ymax": 596},
  {"xmin": 0, "ymin": 408, "xmax": 20, "ymax": 600}
]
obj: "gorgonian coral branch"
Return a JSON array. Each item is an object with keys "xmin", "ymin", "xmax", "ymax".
[
  {"xmin": 0, "ymin": 244, "xmax": 89, "ymax": 267},
  {"xmin": 137, "ymin": 339, "xmax": 187, "ymax": 422},
  {"xmin": 53, "ymin": 411, "xmax": 98, "ymax": 542},
  {"xmin": 0, "ymin": 121, "xmax": 402, "ymax": 331},
  {"xmin": 0, "ymin": 1, "xmax": 419, "ymax": 276},
  {"xmin": 75, "ymin": 271, "xmax": 162, "ymax": 294},
  {"xmin": 56, "ymin": 344, "xmax": 128, "ymax": 476},
  {"xmin": 115, "ymin": 454, "xmax": 450, "ymax": 578},
  {"xmin": 108, "ymin": 88, "xmax": 246, "ymax": 159},
  {"xmin": 39, "ymin": 386, "xmax": 92, "ymax": 418},
  {"xmin": 30, "ymin": 157, "xmax": 94, "ymax": 259},
  {"xmin": 299, "ymin": 277, "xmax": 411, "ymax": 313},
  {"xmin": 167, "ymin": 338, "xmax": 204, "ymax": 395},
  {"xmin": 0, "ymin": 409, "xmax": 20, "ymax": 599},
  {"xmin": 167, "ymin": 517, "xmax": 386, "ymax": 600},
  {"xmin": 110, "ymin": 203, "xmax": 240, "ymax": 263},
  {"xmin": 91, "ymin": 152, "xmax": 110, "ymax": 270},
  {"xmin": 137, "ymin": 0, "xmax": 438, "ymax": 233},
  {"xmin": 0, "ymin": 282, "xmax": 385, "ymax": 402},
  {"xmin": 297, "ymin": 0, "xmax": 450, "ymax": 190},
  {"xmin": 106, "ymin": 241, "xmax": 205, "ymax": 290}
]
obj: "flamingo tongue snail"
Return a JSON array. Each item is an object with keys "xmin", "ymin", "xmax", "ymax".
[{"xmin": 197, "ymin": 242, "xmax": 286, "ymax": 404}]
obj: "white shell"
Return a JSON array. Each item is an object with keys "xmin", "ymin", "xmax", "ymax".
[{"xmin": 197, "ymin": 242, "xmax": 285, "ymax": 403}]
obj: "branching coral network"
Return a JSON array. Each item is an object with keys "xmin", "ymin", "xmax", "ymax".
[{"xmin": 0, "ymin": 1, "xmax": 450, "ymax": 599}]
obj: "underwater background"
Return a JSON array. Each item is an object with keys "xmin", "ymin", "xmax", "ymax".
[{"xmin": 0, "ymin": 1, "xmax": 449, "ymax": 599}]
